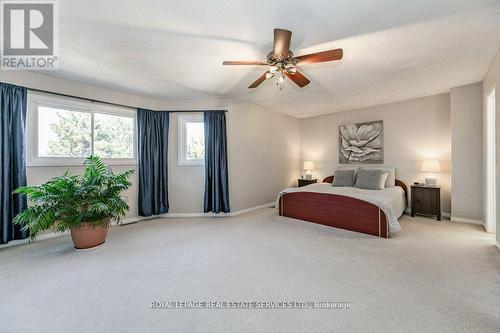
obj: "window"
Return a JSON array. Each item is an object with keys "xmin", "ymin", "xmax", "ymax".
[
  {"xmin": 178, "ymin": 114, "xmax": 205, "ymax": 165},
  {"xmin": 38, "ymin": 106, "xmax": 92, "ymax": 158},
  {"xmin": 94, "ymin": 113, "xmax": 134, "ymax": 158},
  {"xmin": 28, "ymin": 93, "xmax": 136, "ymax": 166}
]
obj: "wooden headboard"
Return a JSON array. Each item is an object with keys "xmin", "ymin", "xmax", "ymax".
[
  {"xmin": 322, "ymin": 175, "xmax": 334, "ymax": 183},
  {"xmin": 322, "ymin": 175, "xmax": 408, "ymax": 202}
]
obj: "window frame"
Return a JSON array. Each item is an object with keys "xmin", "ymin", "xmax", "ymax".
[
  {"xmin": 27, "ymin": 92, "xmax": 137, "ymax": 167},
  {"xmin": 178, "ymin": 114, "xmax": 205, "ymax": 166}
]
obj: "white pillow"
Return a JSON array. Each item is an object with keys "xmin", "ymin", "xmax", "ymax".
[{"xmin": 359, "ymin": 166, "xmax": 395, "ymax": 187}]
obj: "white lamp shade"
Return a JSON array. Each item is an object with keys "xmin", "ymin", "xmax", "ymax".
[
  {"xmin": 303, "ymin": 161, "xmax": 314, "ymax": 170},
  {"xmin": 421, "ymin": 160, "xmax": 441, "ymax": 173}
]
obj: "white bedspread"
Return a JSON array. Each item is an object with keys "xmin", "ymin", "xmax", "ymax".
[{"xmin": 277, "ymin": 183, "xmax": 406, "ymax": 233}]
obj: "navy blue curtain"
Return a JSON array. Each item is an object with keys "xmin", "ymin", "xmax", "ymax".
[
  {"xmin": 204, "ymin": 111, "xmax": 230, "ymax": 213},
  {"xmin": 1, "ymin": 83, "xmax": 28, "ymax": 244},
  {"xmin": 137, "ymin": 109, "xmax": 169, "ymax": 217}
]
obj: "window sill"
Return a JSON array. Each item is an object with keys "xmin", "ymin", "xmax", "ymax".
[
  {"xmin": 178, "ymin": 162, "xmax": 205, "ymax": 167},
  {"xmin": 27, "ymin": 158, "xmax": 137, "ymax": 167}
]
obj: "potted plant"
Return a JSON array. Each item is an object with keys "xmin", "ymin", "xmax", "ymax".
[{"xmin": 13, "ymin": 156, "xmax": 134, "ymax": 250}]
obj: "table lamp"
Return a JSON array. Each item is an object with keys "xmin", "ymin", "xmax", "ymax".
[
  {"xmin": 421, "ymin": 160, "xmax": 441, "ymax": 186},
  {"xmin": 303, "ymin": 161, "xmax": 314, "ymax": 180}
]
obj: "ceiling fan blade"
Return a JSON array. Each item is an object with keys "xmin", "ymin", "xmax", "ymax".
[
  {"xmin": 223, "ymin": 61, "xmax": 267, "ymax": 65},
  {"xmin": 284, "ymin": 70, "xmax": 310, "ymax": 88},
  {"xmin": 248, "ymin": 72, "xmax": 269, "ymax": 89},
  {"xmin": 273, "ymin": 28, "xmax": 292, "ymax": 59},
  {"xmin": 295, "ymin": 49, "xmax": 343, "ymax": 64}
]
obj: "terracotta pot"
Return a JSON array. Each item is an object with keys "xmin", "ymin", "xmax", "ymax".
[{"xmin": 70, "ymin": 221, "xmax": 109, "ymax": 250}]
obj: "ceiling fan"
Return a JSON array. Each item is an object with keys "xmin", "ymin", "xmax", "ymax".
[{"xmin": 223, "ymin": 28, "xmax": 343, "ymax": 89}]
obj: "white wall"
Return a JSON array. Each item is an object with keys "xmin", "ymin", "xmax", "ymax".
[
  {"xmin": 0, "ymin": 72, "xmax": 155, "ymax": 219},
  {"xmin": 167, "ymin": 112, "xmax": 205, "ymax": 213},
  {"xmin": 1, "ymin": 72, "xmax": 300, "ymax": 217},
  {"xmin": 300, "ymin": 94, "xmax": 452, "ymax": 213},
  {"xmin": 160, "ymin": 102, "xmax": 301, "ymax": 213},
  {"xmin": 156, "ymin": 99, "xmax": 232, "ymax": 213},
  {"xmin": 482, "ymin": 48, "xmax": 500, "ymax": 245},
  {"xmin": 450, "ymin": 83, "xmax": 483, "ymax": 221},
  {"xmin": 1, "ymin": 70, "xmax": 494, "ymax": 234},
  {"xmin": 0, "ymin": 71, "xmax": 156, "ymax": 110},
  {"xmin": 227, "ymin": 102, "xmax": 300, "ymax": 211}
]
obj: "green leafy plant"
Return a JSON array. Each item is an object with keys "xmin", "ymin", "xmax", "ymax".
[{"xmin": 13, "ymin": 156, "xmax": 134, "ymax": 240}]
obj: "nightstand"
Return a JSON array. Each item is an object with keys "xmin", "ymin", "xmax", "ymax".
[
  {"xmin": 298, "ymin": 179, "xmax": 317, "ymax": 187},
  {"xmin": 411, "ymin": 185, "xmax": 441, "ymax": 220}
]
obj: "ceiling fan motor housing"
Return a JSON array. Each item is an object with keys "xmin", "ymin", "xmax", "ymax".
[{"xmin": 267, "ymin": 50, "xmax": 298, "ymax": 65}]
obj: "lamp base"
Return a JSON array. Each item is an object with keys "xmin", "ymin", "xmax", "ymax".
[
  {"xmin": 425, "ymin": 177, "xmax": 437, "ymax": 187},
  {"xmin": 305, "ymin": 174, "xmax": 312, "ymax": 180}
]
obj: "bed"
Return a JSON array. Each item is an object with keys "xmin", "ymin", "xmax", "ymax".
[{"xmin": 278, "ymin": 176, "xmax": 408, "ymax": 238}]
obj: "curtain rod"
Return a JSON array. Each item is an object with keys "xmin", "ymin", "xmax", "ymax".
[{"xmin": 26, "ymin": 87, "xmax": 227, "ymax": 112}]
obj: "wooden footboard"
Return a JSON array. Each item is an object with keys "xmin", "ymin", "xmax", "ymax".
[{"xmin": 279, "ymin": 192, "xmax": 388, "ymax": 238}]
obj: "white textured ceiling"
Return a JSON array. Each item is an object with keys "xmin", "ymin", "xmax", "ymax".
[{"xmin": 43, "ymin": 0, "xmax": 500, "ymax": 117}]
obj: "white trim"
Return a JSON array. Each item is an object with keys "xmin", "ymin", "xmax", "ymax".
[
  {"xmin": 121, "ymin": 202, "xmax": 275, "ymax": 225},
  {"xmin": 230, "ymin": 202, "xmax": 275, "ymax": 216},
  {"xmin": 27, "ymin": 160, "xmax": 138, "ymax": 167},
  {"xmin": 451, "ymin": 216, "xmax": 485, "ymax": 226},
  {"xmin": 0, "ymin": 238, "xmax": 28, "ymax": 249},
  {"xmin": 0, "ymin": 230, "xmax": 69, "ymax": 249},
  {"xmin": 404, "ymin": 209, "xmax": 450, "ymax": 218},
  {"xmin": 0, "ymin": 203, "xmax": 275, "ymax": 249},
  {"xmin": 177, "ymin": 113, "xmax": 205, "ymax": 166},
  {"xmin": 486, "ymin": 86, "xmax": 496, "ymax": 234},
  {"xmin": 166, "ymin": 107, "xmax": 231, "ymax": 112},
  {"xmin": 404, "ymin": 210, "xmax": 487, "ymax": 227}
]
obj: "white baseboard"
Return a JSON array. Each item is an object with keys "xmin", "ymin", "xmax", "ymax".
[
  {"xmin": 0, "ymin": 238, "xmax": 29, "ymax": 249},
  {"xmin": 0, "ymin": 230, "xmax": 69, "ymax": 249},
  {"xmin": 404, "ymin": 209, "xmax": 451, "ymax": 219},
  {"xmin": 405, "ymin": 209, "xmax": 485, "ymax": 226},
  {"xmin": 0, "ymin": 203, "xmax": 276, "ymax": 248},
  {"xmin": 229, "ymin": 202, "xmax": 275, "ymax": 216},
  {"xmin": 121, "ymin": 202, "xmax": 275, "ymax": 225},
  {"xmin": 450, "ymin": 216, "xmax": 485, "ymax": 226}
]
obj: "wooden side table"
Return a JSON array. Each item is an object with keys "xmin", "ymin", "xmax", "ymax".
[
  {"xmin": 411, "ymin": 185, "xmax": 441, "ymax": 220},
  {"xmin": 298, "ymin": 179, "xmax": 317, "ymax": 187}
]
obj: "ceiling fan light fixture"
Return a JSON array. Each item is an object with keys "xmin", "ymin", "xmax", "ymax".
[
  {"xmin": 276, "ymin": 72, "xmax": 286, "ymax": 91},
  {"xmin": 223, "ymin": 28, "xmax": 343, "ymax": 89}
]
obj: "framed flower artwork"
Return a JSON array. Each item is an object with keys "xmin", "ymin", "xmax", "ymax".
[{"xmin": 339, "ymin": 120, "xmax": 383, "ymax": 164}]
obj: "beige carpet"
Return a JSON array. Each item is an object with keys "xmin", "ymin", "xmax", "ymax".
[{"xmin": 1, "ymin": 208, "xmax": 499, "ymax": 333}]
